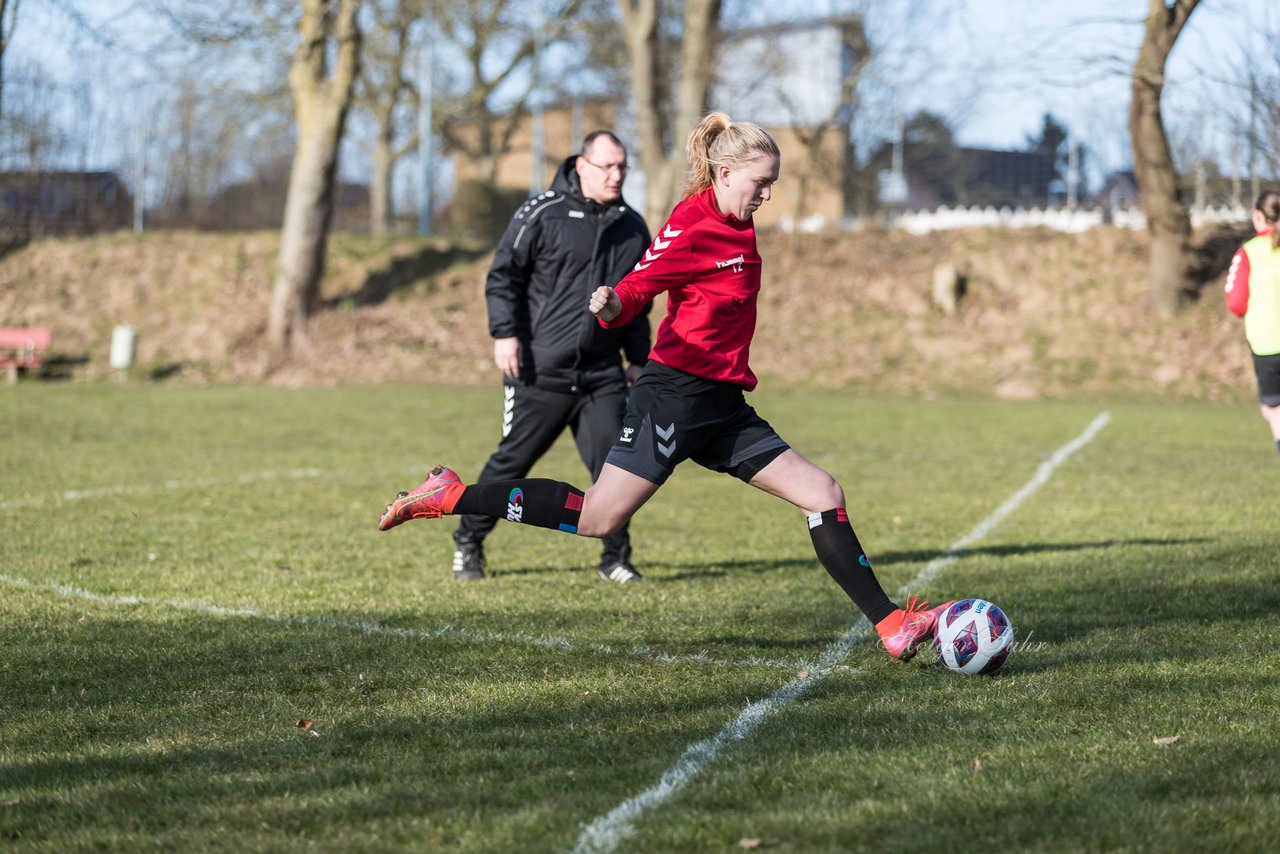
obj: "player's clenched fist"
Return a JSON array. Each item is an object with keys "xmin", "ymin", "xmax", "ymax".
[{"xmin": 589, "ymin": 285, "xmax": 621, "ymax": 322}]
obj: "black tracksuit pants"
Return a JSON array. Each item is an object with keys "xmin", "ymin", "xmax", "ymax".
[{"xmin": 455, "ymin": 378, "xmax": 632, "ymax": 567}]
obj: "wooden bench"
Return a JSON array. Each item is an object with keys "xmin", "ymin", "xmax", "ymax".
[{"xmin": 0, "ymin": 327, "xmax": 51, "ymax": 384}]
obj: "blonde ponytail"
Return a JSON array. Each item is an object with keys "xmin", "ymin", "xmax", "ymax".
[{"xmin": 682, "ymin": 111, "xmax": 780, "ymax": 198}]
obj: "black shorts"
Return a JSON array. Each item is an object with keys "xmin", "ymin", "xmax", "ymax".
[
  {"xmin": 605, "ymin": 362, "xmax": 789, "ymax": 486},
  {"xmin": 1254, "ymin": 352, "xmax": 1280, "ymax": 406}
]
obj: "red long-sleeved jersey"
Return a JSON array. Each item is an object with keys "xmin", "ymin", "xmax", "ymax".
[
  {"xmin": 1223, "ymin": 233, "xmax": 1261, "ymax": 317},
  {"xmin": 599, "ymin": 187, "xmax": 762, "ymax": 390}
]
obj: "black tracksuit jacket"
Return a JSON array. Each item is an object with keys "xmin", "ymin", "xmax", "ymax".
[{"xmin": 484, "ymin": 156, "xmax": 652, "ymax": 394}]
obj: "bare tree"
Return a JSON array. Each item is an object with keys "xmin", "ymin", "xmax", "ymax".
[
  {"xmin": 431, "ymin": 0, "xmax": 585, "ymax": 187},
  {"xmin": 111, "ymin": 2, "xmax": 297, "ymax": 227},
  {"xmin": 149, "ymin": 1, "xmax": 348, "ymax": 339},
  {"xmin": 356, "ymin": 0, "xmax": 422, "ymax": 235},
  {"xmin": 2, "ymin": 0, "xmax": 110, "ymax": 143},
  {"xmin": 0, "ymin": 60, "xmax": 72, "ymax": 168},
  {"xmin": 267, "ymin": 0, "xmax": 363, "ymax": 354},
  {"xmin": 151, "ymin": 77, "xmax": 296, "ymax": 227},
  {"xmin": 1129, "ymin": 0, "xmax": 1200, "ymax": 316},
  {"xmin": 618, "ymin": 0, "xmax": 722, "ymax": 228},
  {"xmin": 0, "ymin": 0, "xmax": 20, "ymax": 122},
  {"xmin": 1220, "ymin": 14, "xmax": 1280, "ymax": 201},
  {"xmin": 1254, "ymin": 27, "xmax": 1280, "ymax": 184},
  {"xmin": 724, "ymin": 17, "xmax": 869, "ymax": 235}
]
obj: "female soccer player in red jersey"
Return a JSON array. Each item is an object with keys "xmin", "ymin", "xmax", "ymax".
[{"xmin": 379, "ymin": 112, "xmax": 946, "ymax": 660}]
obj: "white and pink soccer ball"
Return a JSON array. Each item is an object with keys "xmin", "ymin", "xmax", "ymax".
[{"xmin": 933, "ymin": 598, "xmax": 1014, "ymax": 675}]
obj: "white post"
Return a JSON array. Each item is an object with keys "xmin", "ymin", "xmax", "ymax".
[{"xmin": 109, "ymin": 324, "xmax": 137, "ymax": 382}]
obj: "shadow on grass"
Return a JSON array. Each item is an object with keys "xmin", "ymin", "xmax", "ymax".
[
  {"xmin": 0, "ymin": 613, "xmax": 777, "ymax": 846},
  {"xmin": 6, "ymin": 545, "xmax": 1277, "ymax": 848},
  {"xmin": 498, "ymin": 537, "xmax": 1210, "ymax": 583}
]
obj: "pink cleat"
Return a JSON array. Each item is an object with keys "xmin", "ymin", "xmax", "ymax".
[
  {"xmin": 378, "ymin": 465, "xmax": 466, "ymax": 531},
  {"xmin": 875, "ymin": 593, "xmax": 945, "ymax": 661},
  {"xmin": 925, "ymin": 599, "xmax": 959, "ymax": 627}
]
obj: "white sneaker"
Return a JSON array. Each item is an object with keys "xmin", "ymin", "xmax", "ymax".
[{"xmin": 598, "ymin": 562, "xmax": 642, "ymax": 584}]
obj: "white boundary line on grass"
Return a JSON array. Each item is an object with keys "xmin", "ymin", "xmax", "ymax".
[
  {"xmin": 0, "ymin": 465, "xmax": 444, "ymax": 512},
  {"xmin": 571, "ymin": 410, "xmax": 1112, "ymax": 854},
  {"xmin": 0, "ymin": 574, "xmax": 810, "ymax": 672},
  {"xmin": 0, "ymin": 469, "xmax": 329, "ymax": 511}
]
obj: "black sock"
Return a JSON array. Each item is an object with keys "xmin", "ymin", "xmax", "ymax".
[
  {"xmin": 451, "ymin": 479, "xmax": 585, "ymax": 534},
  {"xmin": 808, "ymin": 508, "xmax": 896, "ymax": 625}
]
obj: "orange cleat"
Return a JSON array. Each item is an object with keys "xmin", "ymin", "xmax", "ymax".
[
  {"xmin": 875, "ymin": 593, "xmax": 944, "ymax": 661},
  {"xmin": 378, "ymin": 465, "xmax": 466, "ymax": 531}
]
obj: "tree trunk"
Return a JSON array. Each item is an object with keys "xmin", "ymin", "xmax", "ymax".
[
  {"xmin": 267, "ymin": 0, "xmax": 362, "ymax": 354},
  {"xmin": 619, "ymin": 0, "xmax": 721, "ymax": 229},
  {"xmin": 619, "ymin": 0, "xmax": 665, "ymax": 227},
  {"xmin": 370, "ymin": 115, "xmax": 393, "ymax": 236},
  {"xmin": 270, "ymin": 127, "xmax": 343, "ymax": 349},
  {"xmin": 365, "ymin": 12, "xmax": 413, "ymax": 236},
  {"xmin": 1128, "ymin": 0, "xmax": 1198, "ymax": 317}
]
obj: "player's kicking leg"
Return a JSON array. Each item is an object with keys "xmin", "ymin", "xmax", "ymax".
[
  {"xmin": 379, "ymin": 462, "xmax": 656, "ymax": 539},
  {"xmin": 748, "ymin": 449, "xmax": 948, "ymax": 661}
]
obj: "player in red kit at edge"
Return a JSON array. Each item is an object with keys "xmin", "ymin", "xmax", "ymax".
[{"xmin": 379, "ymin": 112, "xmax": 948, "ymax": 660}]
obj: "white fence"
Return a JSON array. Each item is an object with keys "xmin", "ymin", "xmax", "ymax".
[
  {"xmin": 777, "ymin": 204, "xmax": 1252, "ymax": 235},
  {"xmin": 892, "ymin": 204, "xmax": 1250, "ymax": 235}
]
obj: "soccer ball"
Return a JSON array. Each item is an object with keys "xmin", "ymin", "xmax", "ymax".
[{"xmin": 933, "ymin": 598, "xmax": 1014, "ymax": 675}]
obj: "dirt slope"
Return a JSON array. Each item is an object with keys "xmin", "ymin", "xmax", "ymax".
[{"xmin": 0, "ymin": 226, "xmax": 1254, "ymax": 401}]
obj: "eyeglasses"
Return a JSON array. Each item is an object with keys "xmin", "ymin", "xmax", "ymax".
[{"xmin": 580, "ymin": 157, "xmax": 629, "ymax": 177}]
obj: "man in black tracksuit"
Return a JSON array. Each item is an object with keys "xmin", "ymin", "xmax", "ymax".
[{"xmin": 452, "ymin": 131, "xmax": 652, "ymax": 583}]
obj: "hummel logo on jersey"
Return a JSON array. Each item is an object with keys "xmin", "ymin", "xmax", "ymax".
[
  {"xmin": 634, "ymin": 224, "xmax": 684, "ymax": 271},
  {"xmin": 654, "ymin": 422, "xmax": 676, "ymax": 458},
  {"xmin": 653, "ymin": 224, "xmax": 682, "ymax": 249},
  {"xmin": 620, "ymin": 426, "xmax": 635, "ymax": 443},
  {"xmin": 507, "ymin": 487, "xmax": 525, "ymax": 523},
  {"xmin": 1225, "ymin": 253, "xmax": 1242, "ymax": 291},
  {"xmin": 716, "ymin": 254, "xmax": 745, "ymax": 273}
]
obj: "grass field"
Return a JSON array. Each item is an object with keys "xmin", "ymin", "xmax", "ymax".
[{"xmin": 2, "ymin": 383, "xmax": 1279, "ymax": 851}]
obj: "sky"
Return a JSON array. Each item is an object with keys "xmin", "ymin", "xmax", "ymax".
[
  {"xmin": 6, "ymin": 0, "xmax": 1278, "ymax": 196},
  {"xmin": 858, "ymin": 0, "xmax": 1276, "ymax": 180}
]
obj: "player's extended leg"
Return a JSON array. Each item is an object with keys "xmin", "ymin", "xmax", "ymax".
[
  {"xmin": 747, "ymin": 448, "xmax": 942, "ymax": 660},
  {"xmin": 453, "ymin": 381, "xmax": 577, "ymax": 578},
  {"xmin": 378, "ymin": 462, "xmax": 658, "ymax": 540}
]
